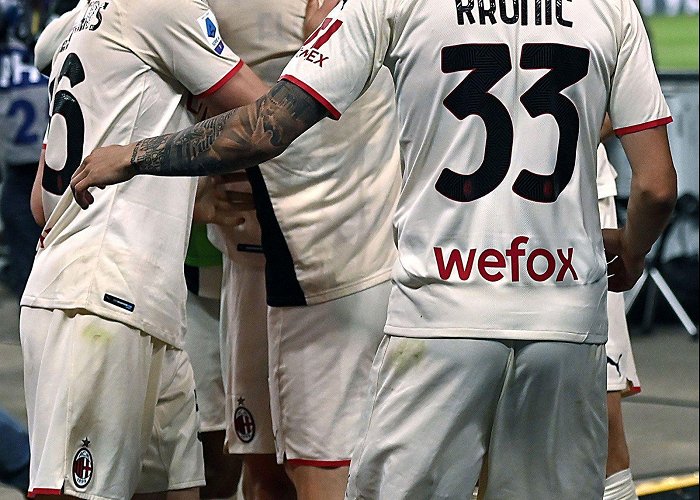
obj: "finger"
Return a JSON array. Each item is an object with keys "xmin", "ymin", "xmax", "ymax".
[
  {"xmin": 220, "ymin": 171, "xmax": 248, "ymax": 183},
  {"xmin": 72, "ymin": 180, "xmax": 94, "ymax": 209},
  {"xmin": 70, "ymin": 165, "xmax": 89, "ymax": 188}
]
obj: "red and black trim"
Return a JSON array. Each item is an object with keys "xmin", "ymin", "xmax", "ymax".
[
  {"xmin": 247, "ymin": 167, "xmax": 307, "ymax": 307},
  {"xmin": 196, "ymin": 60, "xmax": 245, "ymax": 98},
  {"xmin": 614, "ymin": 116, "xmax": 673, "ymax": 136},
  {"xmin": 280, "ymin": 75, "xmax": 341, "ymax": 120}
]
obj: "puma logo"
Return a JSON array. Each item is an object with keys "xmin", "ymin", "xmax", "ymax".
[{"xmin": 607, "ymin": 354, "xmax": 623, "ymax": 377}]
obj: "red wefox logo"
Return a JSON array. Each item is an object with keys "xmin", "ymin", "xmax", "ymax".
[{"xmin": 434, "ymin": 236, "xmax": 578, "ymax": 283}]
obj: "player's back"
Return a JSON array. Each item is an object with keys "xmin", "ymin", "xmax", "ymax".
[
  {"xmin": 211, "ymin": 0, "xmax": 401, "ymax": 306},
  {"xmin": 23, "ymin": 0, "xmax": 240, "ymax": 347},
  {"xmin": 364, "ymin": 0, "xmax": 668, "ymax": 341}
]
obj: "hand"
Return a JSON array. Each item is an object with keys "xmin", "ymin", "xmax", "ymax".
[
  {"xmin": 193, "ymin": 174, "xmax": 256, "ymax": 225},
  {"xmin": 71, "ymin": 144, "xmax": 136, "ymax": 209},
  {"xmin": 603, "ymin": 227, "xmax": 646, "ymax": 292}
]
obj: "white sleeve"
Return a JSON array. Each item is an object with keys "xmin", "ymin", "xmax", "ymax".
[
  {"xmin": 609, "ymin": 0, "xmax": 671, "ymax": 135},
  {"xmin": 122, "ymin": 0, "xmax": 243, "ymax": 97},
  {"xmin": 280, "ymin": 0, "xmax": 393, "ymax": 119},
  {"xmin": 34, "ymin": 0, "xmax": 88, "ymax": 75}
]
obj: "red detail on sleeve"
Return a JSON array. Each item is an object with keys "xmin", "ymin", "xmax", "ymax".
[
  {"xmin": 614, "ymin": 116, "xmax": 673, "ymax": 136},
  {"xmin": 42, "ymin": 143, "xmax": 47, "ymax": 150},
  {"xmin": 286, "ymin": 458, "xmax": 351, "ymax": 468},
  {"xmin": 303, "ymin": 18, "xmax": 332, "ymax": 46},
  {"xmin": 195, "ymin": 60, "xmax": 244, "ymax": 98},
  {"xmin": 312, "ymin": 20, "xmax": 343, "ymax": 50},
  {"xmin": 28, "ymin": 488, "xmax": 63, "ymax": 497},
  {"xmin": 280, "ymin": 75, "xmax": 341, "ymax": 120}
]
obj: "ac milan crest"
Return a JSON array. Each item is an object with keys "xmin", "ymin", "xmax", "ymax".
[
  {"xmin": 72, "ymin": 438, "xmax": 93, "ymax": 489},
  {"xmin": 234, "ymin": 397, "xmax": 256, "ymax": 443}
]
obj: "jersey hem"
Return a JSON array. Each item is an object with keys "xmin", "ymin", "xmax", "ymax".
[
  {"xmin": 267, "ymin": 269, "xmax": 392, "ymax": 306},
  {"xmin": 303, "ymin": 269, "xmax": 393, "ymax": 305},
  {"xmin": 19, "ymin": 299, "xmax": 184, "ymax": 349},
  {"xmin": 383, "ymin": 327, "xmax": 606, "ymax": 344},
  {"xmin": 614, "ymin": 116, "xmax": 673, "ymax": 136},
  {"xmin": 280, "ymin": 74, "xmax": 341, "ymax": 119},
  {"xmin": 195, "ymin": 60, "xmax": 244, "ymax": 97}
]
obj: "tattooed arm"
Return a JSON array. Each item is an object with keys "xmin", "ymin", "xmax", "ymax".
[{"xmin": 70, "ymin": 81, "xmax": 328, "ymax": 209}]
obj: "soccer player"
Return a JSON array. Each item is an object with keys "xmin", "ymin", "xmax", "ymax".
[
  {"xmin": 597, "ymin": 140, "xmax": 642, "ymax": 500},
  {"xmin": 20, "ymin": 1, "xmax": 267, "ymax": 498},
  {"xmin": 206, "ymin": 0, "xmax": 401, "ymax": 498},
  {"xmin": 71, "ymin": 0, "xmax": 678, "ymax": 496}
]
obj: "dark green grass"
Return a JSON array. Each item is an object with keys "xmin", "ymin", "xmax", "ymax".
[{"xmin": 646, "ymin": 15, "xmax": 699, "ymax": 71}]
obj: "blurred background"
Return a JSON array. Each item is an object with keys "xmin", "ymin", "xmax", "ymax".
[{"xmin": 0, "ymin": 1, "xmax": 698, "ymax": 499}]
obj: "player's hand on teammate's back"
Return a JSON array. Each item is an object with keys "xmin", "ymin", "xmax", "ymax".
[
  {"xmin": 70, "ymin": 143, "xmax": 137, "ymax": 209},
  {"xmin": 193, "ymin": 175, "xmax": 254, "ymax": 226},
  {"xmin": 603, "ymin": 227, "xmax": 646, "ymax": 292}
]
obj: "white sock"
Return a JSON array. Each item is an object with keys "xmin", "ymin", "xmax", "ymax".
[{"xmin": 603, "ymin": 469, "xmax": 638, "ymax": 500}]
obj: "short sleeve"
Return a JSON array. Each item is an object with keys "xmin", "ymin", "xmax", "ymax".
[
  {"xmin": 34, "ymin": 1, "xmax": 87, "ymax": 75},
  {"xmin": 609, "ymin": 0, "xmax": 672, "ymax": 136},
  {"xmin": 280, "ymin": 0, "xmax": 393, "ymax": 119},
  {"xmin": 122, "ymin": 0, "xmax": 243, "ymax": 97}
]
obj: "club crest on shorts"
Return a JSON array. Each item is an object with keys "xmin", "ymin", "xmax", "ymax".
[
  {"xmin": 72, "ymin": 438, "xmax": 93, "ymax": 489},
  {"xmin": 234, "ymin": 397, "xmax": 256, "ymax": 443}
]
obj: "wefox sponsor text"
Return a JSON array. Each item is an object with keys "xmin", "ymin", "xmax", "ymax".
[{"xmin": 434, "ymin": 235, "xmax": 578, "ymax": 283}]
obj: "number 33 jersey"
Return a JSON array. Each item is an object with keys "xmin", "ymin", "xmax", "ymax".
[
  {"xmin": 281, "ymin": 0, "xmax": 671, "ymax": 343},
  {"xmin": 22, "ymin": 0, "xmax": 243, "ymax": 348}
]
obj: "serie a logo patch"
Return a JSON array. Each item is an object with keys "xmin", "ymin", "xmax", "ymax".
[
  {"xmin": 197, "ymin": 10, "xmax": 225, "ymax": 55},
  {"xmin": 234, "ymin": 397, "xmax": 256, "ymax": 443},
  {"xmin": 72, "ymin": 438, "xmax": 94, "ymax": 489}
]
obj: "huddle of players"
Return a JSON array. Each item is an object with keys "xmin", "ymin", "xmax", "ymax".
[{"xmin": 22, "ymin": 0, "xmax": 676, "ymax": 500}]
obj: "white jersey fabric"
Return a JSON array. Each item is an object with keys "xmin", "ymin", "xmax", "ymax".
[
  {"xmin": 596, "ymin": 144, "xmax": 618, "ymax": 200},
  {"xmin": 33, "ymin": 0, "xmax": 88, "ymax": 74},
  {"xmin": 282, "ymin": 0, "xmax": 672, "ymax": 342},
  {"xmin": 211, "ymin": 0, "xmax": 401, "ymax": 307},
  {"xmin": 21, "ymin": 0, "xmax": 243, "ymax": 348}
]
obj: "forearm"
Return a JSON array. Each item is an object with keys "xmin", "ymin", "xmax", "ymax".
[
  {"xmin": 600, "ymin": 113, "xmax": 614, "ymax": 143},
  {"xmin": 130, "ymin": 81, "xmax": 328, "ymax": 177},
  {"xmin": 619, "ymin": 126, "xmax": 677, "ymax": 257},
  {"xmin": 623, "ymin": 177, "xmax": 676, "ymax": 257}
]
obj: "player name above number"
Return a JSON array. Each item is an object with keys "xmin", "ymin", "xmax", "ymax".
[{"xmin": 454, "ymin": 0, "xmax": 573, "ymax": 27}]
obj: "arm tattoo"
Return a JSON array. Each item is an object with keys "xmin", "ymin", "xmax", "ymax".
[{"xmin": 130, "ymin": 81, "xmax": 329, "ymax": 177}]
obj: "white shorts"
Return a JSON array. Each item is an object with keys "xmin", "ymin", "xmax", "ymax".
[
  {"xmin": 346, "ymin": 336, "xmax": 607, "ymax": 499},
  {"xmin": 20, "ymin": 307, "xmax": 204, "ymax": 500},
  {"xmin": 268, "ymin": 281, "xmax": 390, "ymax": 466},
  {"xmin": 599, "ymin": 196, "xmax": 641, "ymax": 395},
  {"xmin": 220, "ymin": 254, "xmax": 276, "ymax": 454},
  {"xmin": 184, "ymin": 290, "xmax": 226, "ymax": 432}
]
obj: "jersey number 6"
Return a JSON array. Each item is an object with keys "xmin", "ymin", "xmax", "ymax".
[
  {"xmin": 436, "ymin": 43, "xmax": 590, "ymax": 204},
  {"xmin": 42, "ymin": 53, "xmax": 86, "ymax": 196}
]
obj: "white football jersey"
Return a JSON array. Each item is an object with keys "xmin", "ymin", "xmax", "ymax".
[
  {"xmin": 21, "ymin": 0, "xmax": 243, "ymax": 347},
  {"xmin": 211, "ymin": 0, "xmax": 401, "ymax": 306},
  {"xmin": 282, "ymin": 0, "xmax": 671, "ymax": 342}
]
